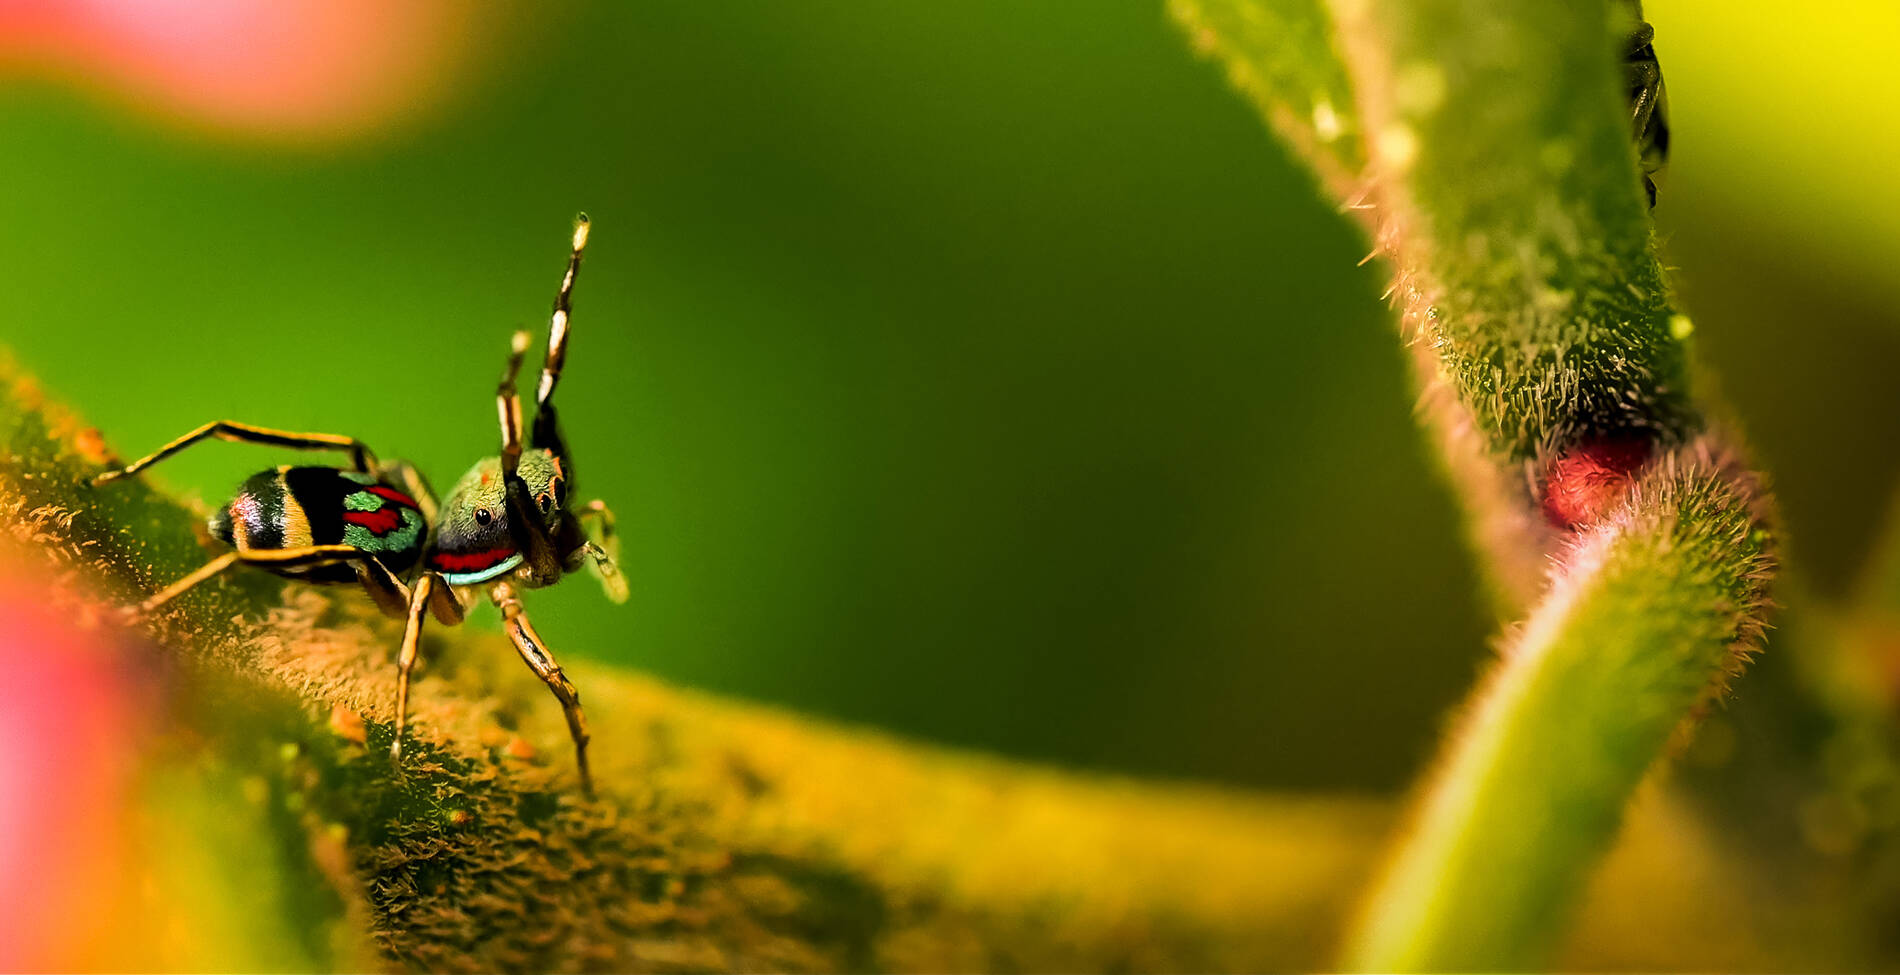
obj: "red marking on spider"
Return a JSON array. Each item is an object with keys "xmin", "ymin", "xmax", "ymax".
[
  {"xmin": 366, "ymin": 485, "xmax": 417, "ymax": 508},
  {"xmin": 1542, "ymin": 436, "xmax": 1654, "ymax": 528},
  {"xmin": 429, "ymin": 547, "xmax": 518, "ymax": 572},
  {"xmin": 343, "ymin": 506, "xmax": 405, "ymax": 535}
]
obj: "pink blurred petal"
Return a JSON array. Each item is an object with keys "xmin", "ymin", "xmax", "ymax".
[
  {"xmin": 0, "ymin": 0, "xmax": 477, "ymax": 141},
  {"xmin": 0, "ymin": 585, "xmax": 146, "ymax": 969}
]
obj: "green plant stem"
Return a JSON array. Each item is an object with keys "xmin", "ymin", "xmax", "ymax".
[
  {"xmin": 1329, "ymin": 0, "xmax": 1693, "ymax": 460},
  {"xmin": 1320, "ymin": 0, "xmax": 1777, "ymax": 966},
  {"xmin": 1168, "ymin": 0, "xmax": 1363, "ymax": 199},
  {"xmin": 1172, "ymin": 0, "xmax": 1780, "ymax": 965},
  {"xmin": 1344, "ymin": 459, "xmax": 1770, "ymax": 971}
]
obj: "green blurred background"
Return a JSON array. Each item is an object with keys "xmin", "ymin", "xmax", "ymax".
[{"xmin": 2, "ymin": 0, "xmax": 1895, "ymax": 794}]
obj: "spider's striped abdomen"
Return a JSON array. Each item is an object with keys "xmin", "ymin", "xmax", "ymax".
[{"xmin": 209, "ymin": 466, "xmax": 426, "ymax": 581}]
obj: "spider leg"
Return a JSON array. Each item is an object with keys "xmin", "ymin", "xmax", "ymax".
[
  {"xmin": 351, "ymin": 559, "xmax": 411, "ymax": 620},
  {"xmin": 496, "ymin": 329, "xmax": 531, "ymax": 477},
  {"xmin": 1624, "ymin": 21, "xmax": 1668, "ymax": 208},
  {"xmin": 93, "ymin": 421, "xmax": 379, "ymax": 485},
  {"xmin": 429, "ymin": 577, "xmax": 467, "ymax": 626},
  {"xmin": 136, "ymin": 551, "xmax": 241, "ymax": 615},
  {"xmin": 135, "ymin": 544, "xmax": 410, "ymax": 618},
  {"xmin": 390, "ymin": 572, "xmax": 437, "ymax": 763},
  {"xmin": 532, "ymin": 215, "xmax": 588, "ymax": 459},
  {"xmin": 1627, "ymin": 58, "xmax": 1660, "ymax": 140},
  {"xmin": 378, "ymin": 460, "xmax": 440, "ymax": 526},
  {"xmin": 492, "ymin": 328, "xmax": 564, "ymax": 582},
  {"xmin": 572, "ymin": 500, "xmax": 628, "ymax": 603},
  {"xmin": 491, "ymin": 580, "xmax": 594, "ymax": 796}
]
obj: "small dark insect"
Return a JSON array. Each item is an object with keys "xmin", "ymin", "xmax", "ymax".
[
  {"xmin": 1626, "ymin": 15, "xmax": 1670, "ymax": 207},
  {"xmin": 95, "ymin": 215, "xmax": 627, "ymax": 794}
]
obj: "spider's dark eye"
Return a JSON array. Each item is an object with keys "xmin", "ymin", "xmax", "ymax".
[
  {"xmin": 475, "ymin": 508, "xmax": 493, "ymax": 526},
  {"xmin": 536, "ymin": 492, "xmax": 552, "ymax": 513}
]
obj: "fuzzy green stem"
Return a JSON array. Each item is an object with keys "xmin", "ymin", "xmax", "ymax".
[
  {"xmin": 1330, "ymin": 0, "xmax": 1695, "ymax": 460},
  {"xmin": 1170, "ymin": 0, "xmax": 1705, "ymax": 611},
  {"xmin": 1344, "ymin": 459, "xmax": 1770, "ymax": 971},
  {"xmin": 1168, "ymin": 0, "xmax": 1364, "ymax": 199},
  {"xmin": 1171, "ymin": 0, "xmax": 1779, "ymax": 964},
  {"xmin": 1319, "ymin": 3, "xmax": 1780, "ymax": 961}
]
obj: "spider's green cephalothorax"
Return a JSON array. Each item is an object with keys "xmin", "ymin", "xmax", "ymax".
[
  {"xmin": 94, "ymin": 215, "xmax": 625, "ymax": 796},
  {"xmin": 427, "ymin": 450, "xmax": 568, "ymax": 586}
]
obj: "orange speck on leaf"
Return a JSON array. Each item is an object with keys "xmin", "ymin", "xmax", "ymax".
[
  {"xmin": 72, "ymin": 427, "xmax": 114, "ymax": 466},
  {"xmin": 327, "ymin": 703, "xmax": 366, "ymax": 744}
]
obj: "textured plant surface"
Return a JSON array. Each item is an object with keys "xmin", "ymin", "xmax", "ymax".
[
  {"xmin": 20, "ymin": 1, "xmax": 1900, "ymax": 970},
  {"xmin": 1346, "ymin": 458, "xmax": 1771, "ymax": 969},
  {"xmin": 17, "ymin": 353, "xmax": 1886, "ymax": 972},
  {"xmin": 1, "ymin": 363, "xmax": 1401, "ymax": 971},
  {"xmin": 1173, "ymin": 0, "xmax": 1780, "ymax": 969}
]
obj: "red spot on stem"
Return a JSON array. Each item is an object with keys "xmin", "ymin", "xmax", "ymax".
[{"xmin": 1542, "ymin": 436, "xmax": 1654, "ymax": 528}]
